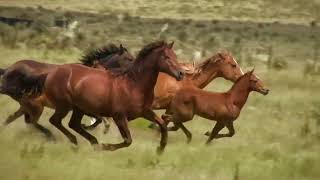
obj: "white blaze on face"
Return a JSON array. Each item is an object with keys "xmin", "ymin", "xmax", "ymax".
[{"xmin": 233, "ymin": 57, "xmax": 244, "ymax": 75}]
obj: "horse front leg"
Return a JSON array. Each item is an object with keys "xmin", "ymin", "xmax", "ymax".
[
  {"xmin": 102, "ymin": 114, "xmax": 132, "ymax": 151},
  {"xmin": 143, "ymin": 109, "xmax": 168, "ymax": 155},
  {"xmin": 206, "ymin": 121, "xmax": 225, "ymax": 144},
  {"xmin": 175, "ymin": 122, "xmax": 192, "ymax": 143},
  {"xmin": 204, "ymin": 121, "xmax": 235, "ymax": 139}
]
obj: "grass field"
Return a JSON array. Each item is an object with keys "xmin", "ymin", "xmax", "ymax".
[{"xmin": 0, "ymin": 1, "xmax": 319, "ymax": 180}]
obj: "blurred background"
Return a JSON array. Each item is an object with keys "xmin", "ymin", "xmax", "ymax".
[{"xmin": 0, "ymin": 1, "xmax": 319, "ymax": 180}]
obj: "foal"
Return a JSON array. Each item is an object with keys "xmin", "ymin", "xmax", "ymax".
[
  {"xmin": 20, "ymin": 41, "xmax": 184, "ymax": 153},
  {"xmin": 163, "ymin": 70, "xmax": 269, "ymax": 143}
]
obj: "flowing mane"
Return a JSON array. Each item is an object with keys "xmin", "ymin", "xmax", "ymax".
[
  {"xmin": 80, "ymin": 44, "xmax": 127, "ymax": 66},
  {"xmin": 192, "ymin": 51, "xmax": 232, "ymax": 78},
  {"xmin": 135, "ymin": 41, "xmax": 166, "ymax": 62}
]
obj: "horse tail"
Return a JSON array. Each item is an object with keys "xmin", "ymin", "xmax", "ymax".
[
  {"xmin": 20, "ymin": 73, "xmax": 47, "ymax": 98},
  {"xmin": 1, "ymin": 69, "xmax": 47, "ymax": 99}
]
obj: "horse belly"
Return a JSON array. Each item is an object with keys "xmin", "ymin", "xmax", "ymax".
[{"xmin": 73, "ymin": 80, "xmax": 112, "ymax": 116}]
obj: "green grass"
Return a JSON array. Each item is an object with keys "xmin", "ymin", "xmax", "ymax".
[
  {"xmin": 0, "ymin": 1, "xmax": 319, "ymax": 179},
  {"xmin": 0, "ymin": 45, "xmax": 319, "ymax": 180}
]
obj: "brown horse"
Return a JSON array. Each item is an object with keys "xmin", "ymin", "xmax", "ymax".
[
  {"xmin": 20, "ymin": 41, "xmax": 184, "ymax": 153},
  {"xmin": 153, "ymin": 51, "xmax": 244, "ymax": 109},
  {"xmin": 147, "ymin": 51, "xmax": 244, "ymax": 129},
  {"xmin": 88, "ymin": 52, "xmax": 245, "ymax": 130},
  {"xmin": 0, "ymin": 44, "xmax": 134, "ymax": 139},
  {"xmin": 162, "ymin": 70, "xmax": 269, "ymax": 143}
]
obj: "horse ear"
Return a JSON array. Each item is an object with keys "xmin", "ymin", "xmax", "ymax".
[
  {"xmin": 250, "ymin": 68, "xmax": 255, "ymax": 74},
  {"xmin": 218, "ymin": 53, "xmax": 225, "ymax": 60},
  {"xmin": 168, "ymin": 41, "xmax": 174, "ymax": 49}
]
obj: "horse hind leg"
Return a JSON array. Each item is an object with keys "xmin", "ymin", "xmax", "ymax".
[
  {"xmin": 102, "ymin": 117, "xmax": 111, "ymax": 134},
  {"xmin": 68, "ymin": 108, "xmax": 98, "ymax": 145},
  {"xmin": 3, "ymin": 106, "xmax": 24, "ymax": 126},
  {"xmin": 24, "ymin": 106, "xmax": 55, "ymax": 141}
]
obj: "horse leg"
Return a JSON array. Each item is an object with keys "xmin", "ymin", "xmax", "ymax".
[
  {"xmin": 161, "ymin": 114, "xmax": 180, "ymax": 131},
  {"xmin": 3, "ymin": 106, "xmax": 24, "ymax": 126},
  {"xmin": 206, "ymin": 121, "xmax": 225, "ymax": 144},
  {"xmin": 102, "ymin": 117, "xmax": 111, "ymax": 134},
  {"xmin": 102, "ymin": 114, "xmax": 132, "ymax": 151},
  {"xmin": 81, "ymin": 116, "xmax": 102, "ymax": 130},
  {"xmin": 21, "ymin": 102, "xmax": 55, "ymax": 141},
  {"xmin": 25, "ymin": 114, "xmax": 55, "ymax": 141},
  {"xmin": 49, "ymin": 109, "xmax": 77, "ymax": 145},
  {"xmin": 175, "ymin": 122, "xmax": 192, "ymax": 143},
  {"xmin": 143, "ymin": 109, "xmax": 167, "ymax": 155},
  {"xmin": 68, "ymin": 108, "xmax": 98, "ymax": 145},
  {"xmin": 204, "ymin": 121, "xmax": 235, "ymax": 139}
]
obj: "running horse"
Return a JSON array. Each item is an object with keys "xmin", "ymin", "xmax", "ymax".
[
  {"xmin": 18, "ymin": 41, "xmax": 184, "ymax": 154},
  {"xmin": 87, "ymin": 51, "xmax": 245, "ymax": 132},
  {"xmin": 149, "ymin": 51, "xmax": 244, "ymax": 130},
  {"xmin": 162, "ymin": 70, "xmax": 269, "ymax": 143},
  {"xmin": 0, "ymin": 44, "xmax": 134, "ymax": 139}
]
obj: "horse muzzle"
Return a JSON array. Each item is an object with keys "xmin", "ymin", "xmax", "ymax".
[{"xmin": 259, "ymin": 88, "xmax": 269, "ymax": 95}]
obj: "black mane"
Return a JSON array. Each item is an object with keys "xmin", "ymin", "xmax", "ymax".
[
  {"xmin": 80, "ymin": 44, "xmax": 127, "ymax": 66},
  {"xmin": 135, "ymin": 41, "xmax": 166, "ymax": 62}
]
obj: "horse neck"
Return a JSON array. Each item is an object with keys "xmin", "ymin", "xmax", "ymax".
[
  {"xmin": 101, "ymin": 55, "xmax": 121, "ymax": 69},
  {"xmin": 129, "ymin": 59, "xmax": 159, "ymax": 94},
  {"xmin": 191, "ymin": 65, "xmax": 219, "ymax": 88},
  {"xmin": 228, "ymin": 78, "xmax": 251, "ymax": 110}
]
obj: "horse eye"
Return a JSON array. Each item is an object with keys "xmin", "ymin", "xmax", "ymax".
[{"xmin": 231, "ymin": 64, "xmax": 236, "ymax": 68}]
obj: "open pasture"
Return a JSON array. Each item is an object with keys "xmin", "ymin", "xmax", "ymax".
[{"xmin": 0, "ymin": 1, "xmax": 319, "ymax": 179}]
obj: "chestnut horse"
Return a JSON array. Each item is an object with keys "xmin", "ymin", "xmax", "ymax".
[
  {"xmin": 19, "ymin": 41, "xmax": 184, "ymax": 153},
  {"xmin": 148, "ymin": 52, "xmax": 244, "ymax": 129},
  {"xmin": 153, "ymin": 52, "xmax": 243, "ymax": 109},
  {"xmin": 0, "ymin": 44, "xmax": 134, "ymax": 139},
  {"xmin": 162, "ymin": 70, "xmax": 269, "ymax": 143},
  {"xmin": 87, "ymin": 52, "xmax": 245, "ymax": 131}
]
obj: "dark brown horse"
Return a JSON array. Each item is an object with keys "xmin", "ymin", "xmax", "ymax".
[
  {"xmin": 20, "ymin": 41, "xmax": 184, "ymax": 154},
  {"xmin": 162, "ymin": 70, "xmax": 269, "ymax": 143},
  {"xmin": 0, "ymin": 44, "xmax": 134, "ymax": 139}
]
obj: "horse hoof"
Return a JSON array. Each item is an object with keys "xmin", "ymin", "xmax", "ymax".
[
  {"xmin": 71, "ymin": 144, "xmax": 79, "ymax": 152},
  {"xmin": 156, "ymin": 146, "xmax": 164, "ymax": 155},
  {"xmin": 205, "ymin": 141, "xmax": 212, "ymax": 146},
  {"xmin": 93, "ymin": 144, "xmax": 103, "ymax": 151},
  {"xmin": 102, "ymin": 143, "xmax": 117, "ymax": 151},
  {"xmin": 81, "ymin": 124, "xmax": 90, "ymax": 130},
  {"xmin": 47, "ymin": 136, "xmax": 56, "ymax": 143},
  {"xmin": 204, "ymin": 131, "xmax": 211, "ymax": 136}
]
